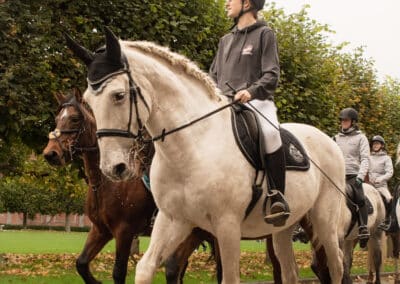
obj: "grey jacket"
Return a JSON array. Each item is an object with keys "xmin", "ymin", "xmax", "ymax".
[
  {"xmin": 335, "ymin": 130, "xmax": 370, "ymax": 180},
  {"xmin": 209, "ymin": 20, "xmax": 280, "ymax": 100},
  {"xmin": 369, "ymin": 150, "xmax": 393, "ymax": 189}
]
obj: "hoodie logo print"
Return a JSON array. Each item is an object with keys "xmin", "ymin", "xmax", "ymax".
[{"xmin": 242, "ymin": 44, "xmax": 253, "ymax": 55}]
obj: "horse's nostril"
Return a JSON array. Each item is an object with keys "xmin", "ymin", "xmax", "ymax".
[
  {"xmin": 114, "ymin": 163, "xmax": 127, "ymax": 177},
  {"xmin": 44, "ymin": 151, "xmax": 57, "ymax": 162}
]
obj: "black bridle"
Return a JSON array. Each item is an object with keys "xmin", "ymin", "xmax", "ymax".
[
  {"xmin": 49, "ymin": 101, "xmax": 98, "ymax": 160},
  {"xmin": 92, "ymin": 56, "xmax": 150, "ymax": 141}
]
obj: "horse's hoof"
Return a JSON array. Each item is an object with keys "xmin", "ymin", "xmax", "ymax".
[{"xmin": 359, "ymin": 237, "xmax": 369, "ymax": 248}]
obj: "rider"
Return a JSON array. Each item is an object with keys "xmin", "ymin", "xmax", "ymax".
[
  {"xmin": 369, "ymin": 135, "xmax": 393, "ymax": 230},
  {"xmin": 334, "ymin": 108, "xmax": 370, "ymax": 248},
  {"xmin": 209, "ymin": 0, "xmax": 289, "ymax": 226}
]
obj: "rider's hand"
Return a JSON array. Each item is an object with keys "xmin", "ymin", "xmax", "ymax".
[
  {"xmin": 375, "ymin": 177, "xmax": 383, "ymax": 183},
  {"xmin": 356, "ymin": 177, "xmax": 363, "ymax": 186},
  {"xmin": 234, "ymin": 90, "xmax": 252, "ymax": 103}
]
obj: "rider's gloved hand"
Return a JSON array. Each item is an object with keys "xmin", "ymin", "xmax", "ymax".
[{"xmin": 355, "ymin": 177, "xmax": 363, "ymax": 186}]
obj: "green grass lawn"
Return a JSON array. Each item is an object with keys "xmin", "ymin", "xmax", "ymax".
[
  {"xmin": 0, "ymin": 230, "xmax": 310, "ymax": 254},
  {"xmin": 0, "ymin": 230, "xmax": 390, "ymax": 283}
]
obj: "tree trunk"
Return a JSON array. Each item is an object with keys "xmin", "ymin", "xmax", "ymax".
[
  {"xmin": 65, "ymin": 213, "xmax": 71, "ymax": 232},
  {"xmin": 22, "ymin": 212, "xmax": 27, "ymax": 229}
]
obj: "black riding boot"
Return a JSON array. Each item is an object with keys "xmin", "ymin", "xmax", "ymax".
[
  {"xmin": 263, "ymin": 147, "xmax": 290, "ymax": 227},
  {"xmin": 358, "ymin": 202, "xmax": 370, "ymax": 248},
  {"xmin": 379, "ymin": 198, "xmax": 393, "ymax": 231}
]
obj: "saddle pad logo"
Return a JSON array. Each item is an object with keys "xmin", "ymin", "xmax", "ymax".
[
  {"xmin": 289, "ymin": 143, "xmax": 305, "ymax": 163},
  {"xmin": 242, "ymin": 44, "xmax": 253, "ymax": 55}
]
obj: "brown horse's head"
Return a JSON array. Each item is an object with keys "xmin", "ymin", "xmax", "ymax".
[{"xmin": 43, "ymin": 88, "xmax": 97, "ymax": 166}]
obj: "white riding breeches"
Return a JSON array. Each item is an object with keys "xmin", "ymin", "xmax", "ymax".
[
  {"xmin": 375, "ymin": 186, "xmax": 392, "ymax": 203},
  {"xmin": 246, "ymin": 99, "xmax": 282, "ymax": 154}
]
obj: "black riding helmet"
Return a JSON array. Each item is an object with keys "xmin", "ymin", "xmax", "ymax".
[
  {"xmin": 250, "ymin": 0, "xmax": 265, "ymax": 11},
  {"xmin": 339, "ymin": 108, "xmax": 358, "ymax": 122},
  {"xmin": 371, "ymin": 135, "xmax": 385, "ymax": 145},
  {"xmin": 235, "ymin": 0, "xmax": 265, "ymax": 23}
]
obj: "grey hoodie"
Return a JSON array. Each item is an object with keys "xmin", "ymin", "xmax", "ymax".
[
  {"xmin": 209, "ymin": 20, "xmax": 280, "ymax": 100},
  {"xmin": 369, "ymin": 150, "xmax": 393, "ymax": 189},
  {"xmin": 335, "ymin": 130, "xmax": 370, "ymax": 180}
]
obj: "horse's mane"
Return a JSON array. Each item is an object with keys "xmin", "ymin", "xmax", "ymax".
[{"xmin": 122, "ymin": 41, "xmax": 221, "ymax": 101}]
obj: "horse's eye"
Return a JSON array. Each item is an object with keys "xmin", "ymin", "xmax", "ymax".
[
  {"xmin": 71, "ymin": 117, "xmax": 80, "ymax": 123},
  {"xmin": 113, "ymin": 92, "xmax": 126, "ymax": 102}
]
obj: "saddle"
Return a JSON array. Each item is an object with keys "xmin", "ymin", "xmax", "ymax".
[
  {"xmin": 231, "ymin": 104, "xmax": 310, "ymax": 219},
  {"xmin": 231, "ymin": 104, "xmax": 310, "ymax": 171},
  {"xmin": 345, "ymin": 183, "xmax": 373, "ymax": 237}
]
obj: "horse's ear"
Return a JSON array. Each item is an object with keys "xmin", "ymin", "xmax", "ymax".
[
  {"xmin": 53, "ymin": 92, "xmax": 66, "ymax": 104},
  {"xmin": 72, "ymin": 87, "xmax": 82, "ymax": 103},
  {"xmin": 65, "ymin": 33, "xmax": 94, "ymax": 66},
  {"xmin": 104, "ymin": 26, "xmax": 121, "ymax": 62}
]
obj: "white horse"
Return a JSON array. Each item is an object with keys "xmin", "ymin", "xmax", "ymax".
[{"xmin": 66, "ymin": 28, "xmax": 346, "ymax": 284}]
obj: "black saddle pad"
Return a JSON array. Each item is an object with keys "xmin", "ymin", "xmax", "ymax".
[{"xmin": 231, "ymin": 105, "xmax": 310, "ymax": 171}]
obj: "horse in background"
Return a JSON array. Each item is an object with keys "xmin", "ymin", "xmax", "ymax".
[
  {"xmin": 294, "ymin": 183, "xmax": 385, "ymax": 284},
  {"xmin": 43, "ymin": 88, "xmax": 157, "ymax": 283},
  {"xmin": 387, "ymin": 180, "xmax": 400, "ymax": 284},
  {"xmin": 69, "ymin": 27, "xmax": 347, "ymax": 283}
]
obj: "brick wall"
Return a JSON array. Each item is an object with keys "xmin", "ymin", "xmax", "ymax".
[{"xmin": 0, "ymin": 212, "xmax": 92, "ymax": 227}]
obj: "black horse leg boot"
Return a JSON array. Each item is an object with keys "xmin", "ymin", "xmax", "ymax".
[
  {"xmin": 264, "ymin": 147, "xmax": 290, "ymax": 226},
  {"xmin": 358, "ymin": 203, "xmax": 370, "ymax": 248}
]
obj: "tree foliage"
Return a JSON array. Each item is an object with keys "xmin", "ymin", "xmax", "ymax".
[
  {"xmin": 1, "ymin": 1, "xmax": 400, "ymax": 217},
  {"xmin": 0, "ymin": 150, "xmax": 86, "ymax": 221},
  {"xmin": 0, "ymin": 0, "xmax": 229, "ymax": 152}
]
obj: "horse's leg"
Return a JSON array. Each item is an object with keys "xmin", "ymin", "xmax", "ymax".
[
  {"xmin": 76, "ymin": 226, "xmax": 112, "ymax": 284},
  {"xmin": 164, "ymin": 228, "xmax": 205, "ymax": 284},
  {"xmin": 390, "ymin": 232, "xmax": 400, "ymax": 284},
  {"xmin": 272, "ymin": 226, "xmax": 298, "ymax": 284},
  {"xmin": 300, "ymin": 216, "xmax": 331, "ymax": 283},
  {"xmin": 113, "ymin": 228, "xmax": 135, "ymax": 284},
  {"xmin": 368, "ymin": 234, "xmax": 383, "ymax": 284},
  {"xmin": 135, "ymin": 212, "xmax": 193, "ymax": 284},
  {"xmin": 213, "ymin": 216, "xmax": 241, "ymax": 284},
  {"xmin": 341, "ymin": 240, "xmax": 354, "ymax": 284},
  {"xmin": 266, "ymin": 235, "xmax": 282, "ymax": 284},
  {"xmin": 310, "ymin": 212, "xmax": 344, "ymax": 284}
]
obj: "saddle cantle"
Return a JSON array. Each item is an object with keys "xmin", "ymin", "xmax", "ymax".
[{"xmin": 231, "ymin": 105, "xmax": 310, "ymax": 171}]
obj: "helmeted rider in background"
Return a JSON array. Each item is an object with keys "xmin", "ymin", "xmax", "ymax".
[
  {"xmin": 209, "ymin": 0, "xmax": 289, "ymax": 226},
  {"xmin": 369, "ymin": 135, "xmax": 393, "ymax": 230},
  {"xmin": 334, "ymin": 107, "xmax": 370, "ymax": 248}
]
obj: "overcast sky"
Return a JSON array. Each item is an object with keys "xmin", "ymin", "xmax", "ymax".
[{"xmin": 270, "ymin": 0, "xmax": 400, "ymax": 81}]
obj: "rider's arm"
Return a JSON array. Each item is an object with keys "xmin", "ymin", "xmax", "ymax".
[
  {"xmin": 247, "ymin": 29, "xmax": 280, "ymax": 101},
  {"xmin": 380, "ymin": 156, "xmax": 394, "ymax": 183},
  {"xmin": 357, "ymin": 134, "xmax": 370, "ymax": 181}
]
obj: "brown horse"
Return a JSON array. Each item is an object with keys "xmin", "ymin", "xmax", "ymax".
[
  {"xmin": 43, "ymin": 88, "xmax": 285, "ymax": 284},
  {"xmin": 43, "ymin": 88, "xmax": 157, "ymax": 283}
]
